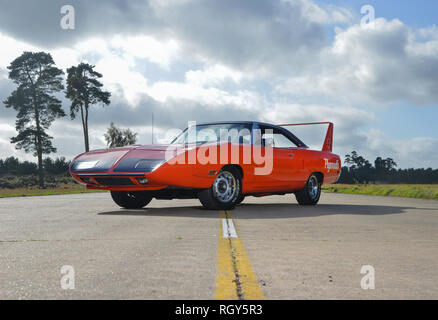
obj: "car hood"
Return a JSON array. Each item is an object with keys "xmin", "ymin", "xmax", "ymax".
[{"xmin": 69, "ymin": 144, "xmax": 193, "ymax": 173}]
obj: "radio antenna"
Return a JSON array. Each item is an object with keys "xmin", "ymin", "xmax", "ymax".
[{"xmin": 151, "ymin": 113, "xmax": 154, "ymax": 144}]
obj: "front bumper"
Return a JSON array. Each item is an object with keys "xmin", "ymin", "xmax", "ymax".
[{"xmin": 72, "ymin": 173, "xmax": 168, "ymax": 191}]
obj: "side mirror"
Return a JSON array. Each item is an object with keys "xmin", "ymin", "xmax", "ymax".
[{"xmin": 264, "ymin": 137, "xmax": 275, "ymax": 148}]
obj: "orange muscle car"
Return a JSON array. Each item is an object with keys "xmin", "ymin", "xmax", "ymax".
[{"xmin": 69, "ymin": 121, "xmax": 341, "ymax": 210}]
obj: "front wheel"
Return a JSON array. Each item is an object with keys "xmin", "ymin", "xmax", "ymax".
[
  {"xmin": 295, "ymin": 174, "xmax": 321, "ymax": 205},
  {"xmin": 198, "ymin": 169, "xmax": 242, "ymax": 210},
  {"xmin": 110, "ymin": 191, "xmax": 153, "ymax": 209}
]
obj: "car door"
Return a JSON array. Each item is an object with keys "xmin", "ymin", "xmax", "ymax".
[
  {"xmin": 247, "ymin": 125, "xmax": 304, "ymax": 192},
  {"xmin": 249, "ymin": 127, "xmax": 301, "ymax": 191},
  {"xmin": 270, "ymin": 130, "xmax": 303, "ymax": 187}
]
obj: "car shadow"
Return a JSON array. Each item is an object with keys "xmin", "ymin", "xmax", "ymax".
[{"xmin": 97, "ymin": 202, "xmax": 437, "ymax": 219}]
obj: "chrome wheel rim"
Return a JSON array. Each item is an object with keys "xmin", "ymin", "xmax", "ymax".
[
  {"xmin": 213, "ymin": 171, "xmax": 237, "ymax": 203},
  {"xmin": 308, "ymin": 176, "xmax": 319, "ymax": 200}
]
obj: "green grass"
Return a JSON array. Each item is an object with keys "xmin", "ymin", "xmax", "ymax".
[
  {"xmin": 0, "ymin": 184, "xmax": 105, "ymax": 198},
  {"xmin": 322, "ymin": 184, "xmax": 438, "ymax": 200},
  {"xmin": 2, "ymin": 181, "xmax": 437, "ymax": 200}
]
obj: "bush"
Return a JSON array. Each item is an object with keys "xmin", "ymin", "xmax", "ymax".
[
  {"xmin": 0, "ymin": 174, "xmax": 73, "ymax": 189},
  {"xmin": 0, "ymin": 156, "xmax": 70, "ymax": 176}
]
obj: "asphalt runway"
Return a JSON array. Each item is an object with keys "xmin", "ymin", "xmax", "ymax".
[{"xmin": 0, "ymin": 192, "xmax": 437, "ymax": 299}]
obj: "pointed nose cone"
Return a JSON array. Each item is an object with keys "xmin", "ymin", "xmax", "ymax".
[{"xmin": 70, "ymin": 148, "xmax": 130, "ymax": 173}]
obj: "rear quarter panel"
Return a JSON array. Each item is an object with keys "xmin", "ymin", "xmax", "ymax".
[{"xmin": 300, "ymin": 150, "xmax": 341, "ymax": 185}]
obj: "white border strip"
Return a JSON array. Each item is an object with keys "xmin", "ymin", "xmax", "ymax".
[{"xmin": 222, "ymin": 218, "xmax": 238, "ymax": 238}]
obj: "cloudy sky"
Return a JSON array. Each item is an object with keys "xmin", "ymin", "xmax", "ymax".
[{"xmin": 0, "ymin": 0, "xmax": 437, "ymax": 168}]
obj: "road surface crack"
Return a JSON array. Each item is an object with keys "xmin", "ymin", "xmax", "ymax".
[{"xmin": 224, "ymin": 211, "xmax": 244, "ymax": 300}]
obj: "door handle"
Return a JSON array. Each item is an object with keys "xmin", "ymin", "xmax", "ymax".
[{"xmin": 288, "ymin": 153, "xmax": 294, "ymax": 157}]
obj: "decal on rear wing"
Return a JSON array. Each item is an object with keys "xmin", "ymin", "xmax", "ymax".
[{"xmin": 277, "ymin": 122, "xmax": 334, "ymax": 152}]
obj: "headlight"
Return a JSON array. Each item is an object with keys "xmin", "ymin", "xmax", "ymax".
[
  {"xmin": 135, "ymin": 159, "xmax": 166, "ymax": 171},
  {"xmin": 113, "ymin": 158, "xmax": 166, "ymax": 172},
  {"xmin": 70, "ymin": 158, "xmax": 116, "ymax": 172},
  {"xmin": 76, "ymin": 161, "xmax": 98, "ymax": 170}
]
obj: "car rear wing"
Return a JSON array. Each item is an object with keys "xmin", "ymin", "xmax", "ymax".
[{"xmin": 277, "ymin": 122, "xmax": 334, "ymax": 152}]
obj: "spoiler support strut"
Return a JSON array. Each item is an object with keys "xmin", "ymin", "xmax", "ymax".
[{"xmin": 277, "ymin": 122, "xmax": 334, "ymax": 153}]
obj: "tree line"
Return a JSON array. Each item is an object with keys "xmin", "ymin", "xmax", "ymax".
[
  {"xmin": 0, "ymin": 156, "xmax": 70, "ymax": 176},
  {"xmin": 338, "ymin": 151, "xmax": 438, "ymax": 184},
  {"xmin": 3, "ymin": 51, "xmax": 137, "ymax": 188}
]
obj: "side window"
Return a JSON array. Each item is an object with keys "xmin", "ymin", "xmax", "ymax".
[
  {"xmin": 272, "ymin": 133, "xmax": 296, "ymax": 148},
  {"xmin": 261, "ymin": 127, "xmax": 297, "ymax": 148},
  {"xmin": 252, "ymin": 124, "xmax": 262, "ymax": 146},
  {"xmin": 239, "ymin": 129, "xmax": 252, "ymax": 145}
]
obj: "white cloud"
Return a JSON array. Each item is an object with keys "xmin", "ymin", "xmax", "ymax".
[
  {"xmin": 185, "ymin": 64, "xmax": 243, "ymax": 87},
  {"xmin": 278, "ymin": 18, "xmax": 438, "ymax": 106},
  {"xmin": 365, "ymin": 130, "xmax": 438, "ymax": 168},
  {"xmin": 0, "ymin": 33, "xmax": 38, "ymax": 70},
  {"xmin": 96, "ymin": 55, "xmax": 148, "ymax": 106},
  {"xmin": 145, "ymin": 80, "xmax": 264, "ymax": 111},
  {"xmin": 294, "ymin": 0, "xmax": 354, "ymax": 24},
  {"xmin": 110, "ymin": 35, "xmax": 180, "ymax": 69},
  {"xmin": 0, "ymin": 123, "xmax": 34, "ymax": 161}
]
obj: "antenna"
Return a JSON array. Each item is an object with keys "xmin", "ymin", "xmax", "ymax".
[{"xmin": 151, "ymin": 113, "xmax": 154, "ymax": 144}]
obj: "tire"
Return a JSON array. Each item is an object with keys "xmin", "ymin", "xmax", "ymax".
[
  {"xmin": 295, "ymin": 174, "xmax": 321, "ymax": 205},
  {"xmin": 198, "ymin": 168, "xmax": 242, "ymax": 210},
  {"xmin": 236, "ymin": 194, "xmax": 245, "ymax": 205},
  {"xmin": 110, "ymin": 191, "xmax": 153, "ymax": 209}
]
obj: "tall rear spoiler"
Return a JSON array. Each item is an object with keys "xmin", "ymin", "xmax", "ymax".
[{"xmin": 277, "ymin": 122, "xmax": 334, "ymax": 152}]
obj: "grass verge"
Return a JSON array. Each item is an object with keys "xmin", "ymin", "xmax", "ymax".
[
  {"xmin": 3, "ymin": 183, "xmax": 437, "ymax": 200},
  {"xmin": 322, "ymin": 184, "xmax": 438, "ymax": 200},
  {"xmin": 0, "ymin": 183, "xmax": 105, "ymax": 198}
]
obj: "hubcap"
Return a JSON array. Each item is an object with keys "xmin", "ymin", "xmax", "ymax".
[
  {"xmin": 308, "ymin": 176, "xmax": 319, "ymax": 200},
  {"xmin": 213, "ymin": 171, "xmax": 237, "ymax": 203}
]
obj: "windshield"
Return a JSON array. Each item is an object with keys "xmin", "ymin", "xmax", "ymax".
[{"xmin": 171, "ymin": 123, "xmax": 253, "ymax": 145}]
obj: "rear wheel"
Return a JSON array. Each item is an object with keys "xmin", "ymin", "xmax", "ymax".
[
  {"xmin": 110, "ymin": 191, "xmax": 153, "ymax": 209},
  {"xmin": 198, "ymin": 168, "xmax": 242, "ymax": 210},
  {"xmin": 295, "ymin": 174, "xmax": 321, "ymax": 205}
]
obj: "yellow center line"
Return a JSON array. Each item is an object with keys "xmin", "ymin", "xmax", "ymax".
[{"xmin": 215, "ymin": 210, "xmax": 265, "ymax": 300}]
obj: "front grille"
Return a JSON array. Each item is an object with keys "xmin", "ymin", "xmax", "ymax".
[
  {"xmin": 80, "ymin": 177, "xmax": 97, "ymax": 185},
  {"xmin": 93, "ymin": 177, "xmax": 135, "ymax": 186}
]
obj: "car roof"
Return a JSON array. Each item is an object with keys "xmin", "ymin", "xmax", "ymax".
[
  {"xmin": 197, "ymin": 121, "xmax": 280, "ymax": 129},
  {"xmin": 195, "ymin": 121, "xmax": 308, "ymax": 147}
]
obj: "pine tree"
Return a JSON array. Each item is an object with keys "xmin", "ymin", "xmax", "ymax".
[
  {"xmin": 66, "ymin": 63, "xmax": 111, "ymax": 152},
  {"xmin": 3, "ymin": 51, "xmax": 65, "ymax": 188},
  {"xmin": 104, "ymin": 122, "xmax": 137, "ymax": 148}
]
